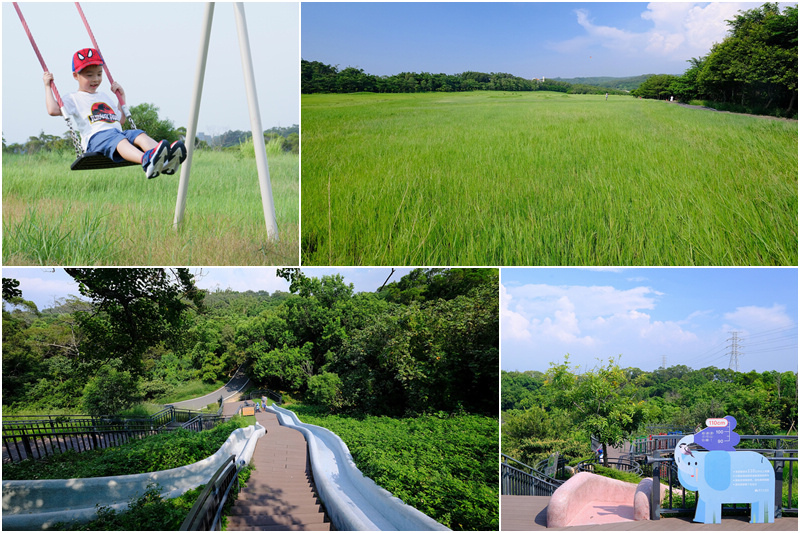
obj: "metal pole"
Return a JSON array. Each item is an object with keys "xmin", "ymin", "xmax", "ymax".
[
  {"xmin": 174, "ymin": 2, "xmax": 215, "ymax": 229},
  {"xmin": 233, "ymin": 2, "xmax": 279, "ymax": 240}
]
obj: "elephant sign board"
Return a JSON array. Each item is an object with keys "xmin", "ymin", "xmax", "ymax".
[{"xmin": 674, "ymin": 416, "xmax": 775, "ymax": 524}]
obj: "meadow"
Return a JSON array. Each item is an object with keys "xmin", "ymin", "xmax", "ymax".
[
  {"xmin": 301, "ymin": 91, "xmax": 797, "ymax": 266},
  {"xmin": 2, "ymin": 148, "xmax": 299, "ymax": 265}
]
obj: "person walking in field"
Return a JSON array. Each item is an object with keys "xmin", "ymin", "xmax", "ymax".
[
  {"xmin": 44, "ymin": 48, "xmax": 186, "ymax": 178},
  {"xmin": 605, "ymin": 92, "xmax": 608, "ymax": 101}
]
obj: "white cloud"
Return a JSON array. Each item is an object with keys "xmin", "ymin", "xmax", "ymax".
[
  {"xmin": 501, "ymin": 283, "xmax": 532, "ymax": 341},
  {"xmin": 723, "ymin": 304, "xmax": 794, "ymax": 331},
  {"xmin": 552, "ymin": 3, "xmax": 774, "ymax": 61},
  {"xmin": 502, "ymin": 282, "xmax": 692, "ymax": 352}
]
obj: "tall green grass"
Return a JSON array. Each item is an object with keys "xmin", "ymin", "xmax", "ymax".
[
  {"xmin": 301, "ymin": 92, "xmax": 797, "ymax": 265},
  {"xmin": 3, "ymin": 149, "xmax": 299, "ymax": 265}
]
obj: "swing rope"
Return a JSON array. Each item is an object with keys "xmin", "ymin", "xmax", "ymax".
[
  {"xmin": 74, "ymin": 2, "xmax": 137, "ymax": 130},
  {"xmin": 13, "ymin": 2, "xmax": 83, "ymax": 158}
]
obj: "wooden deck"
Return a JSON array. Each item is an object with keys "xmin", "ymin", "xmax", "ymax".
[
  {"xmin": 501, "ymin": 495, "xmax": 798, "ymax": 531},
  {"xmin": 227, "ymin": 410, "xmax": 331, "ymax": 531}
]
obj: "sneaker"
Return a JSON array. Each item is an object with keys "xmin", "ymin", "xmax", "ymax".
[
  {"xmin": 162, "ymin": 140, "xmax": 187, "ymax": 175},
  {"xmin": 141, "ymin": 140, "xmax": 169, "ymax": 179}
]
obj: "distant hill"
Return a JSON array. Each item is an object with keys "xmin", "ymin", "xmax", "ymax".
[{"xmin": 551, "ymin": 75, "xmax": 655, "ymax": 92}]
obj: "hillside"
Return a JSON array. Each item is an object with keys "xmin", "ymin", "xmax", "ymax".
[{"xmin": 551, "ymin": 74, "xmax": 655, "ymax": 91}]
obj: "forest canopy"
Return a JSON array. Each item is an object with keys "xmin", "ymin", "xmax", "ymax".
[
  {"xmin": 2, "ymin": 268, "xmax": 498, "ymax": 417},
  {"xmin": 502, "ymin": 358, "xmax": 798, "ymax": 467},
  {"xmin": 301, "ymin": 60, "xmax": 626, "ymax": 96}
]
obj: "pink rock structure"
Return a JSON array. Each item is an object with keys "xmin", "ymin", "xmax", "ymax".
[{"xmin": 547, "ymin": 472, "xmax": 664, "ymax": 528}]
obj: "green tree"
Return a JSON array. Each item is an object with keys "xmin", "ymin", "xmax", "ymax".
[
  {"xmin": 252, "ymin": 343, "xmax": 314, "ymax": 390},
  {"xmin": 129, "ymin": 103, "xmax": 179, "ymax": 143},
  {"xmin": 81, "ymin": 364, "xmax": 142, "ymax": 416},
  {"xmin": 3, "ymin": 278, "xmax": 23, "ymax": 301},
  {"xmin": 64, "ymin": 268, "xmax": 204, "ymax": 377},
  {"xmin": 696, "ymin": 3, "xmax": 797, "ymax": 113},
  {"xmin": 307, "ymin": 371, "xmax": 344, "ymax": 411},
  {"xmin": 546, "ymin": 356, "xmax": 646, "ymax": 466},
  {"xmin": 632, "ymin": 74, "xmax": 680, "ymax": 100}
]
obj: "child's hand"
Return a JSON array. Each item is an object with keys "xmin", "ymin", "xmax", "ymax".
[
  {"xmin": 43, "ymin": 71, "xmax": 54, "ymax": 87},
  {"xmin": 110, "ymin": 81, "xmax": 125, "ymax": 99}
]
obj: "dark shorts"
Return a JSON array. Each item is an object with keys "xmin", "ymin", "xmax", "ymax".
[{"xmin": 86, "ymin": 129, "xmax": 146, "ymax": 162}]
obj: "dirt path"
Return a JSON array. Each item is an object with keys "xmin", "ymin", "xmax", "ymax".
[{"xmin": 671, "ymin": 101, "xmax": 797, "ymax": 121}]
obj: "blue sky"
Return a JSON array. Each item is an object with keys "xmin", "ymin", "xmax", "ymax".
[
  {"xmin": 1, "ymin": 267, "xmax": 416, "ymax": 311},
  {"xmin": 502, "ymin": 268, "xmax": 798, "ymax": 373},
  {"xmin": 302, "ymin": 2, "xmax": 793, "ymax": 79},
  {"xmin": 2, "ymin": 2, "xmax": 299, "ymax": 145}
]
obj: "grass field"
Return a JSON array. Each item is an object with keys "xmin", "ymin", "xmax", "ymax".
[
  {"xmin": 3, "ymin": 149, "xmax": 299, "ymax": 265},
  {"xmin": 301, "ymin": 91, "xmax": 797, "ymax": 266}
]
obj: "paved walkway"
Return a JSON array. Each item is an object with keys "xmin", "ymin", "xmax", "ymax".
[
  {"xmin": 169, "ymin": 365, "xmax": 250, "ymax": 410},
  {"xmin": 227, "ymin": 410, "xmax": 330, "ymax": 531}
]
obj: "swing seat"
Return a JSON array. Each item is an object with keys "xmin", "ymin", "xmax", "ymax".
[{"xmin": 70, "ymin": 152, "xmax": 139, "ymax": 171}]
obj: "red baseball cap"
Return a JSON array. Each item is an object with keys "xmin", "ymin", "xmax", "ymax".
[{"xmin": 72, "ymin": 48, "xmax": 104, "ymax": 72}]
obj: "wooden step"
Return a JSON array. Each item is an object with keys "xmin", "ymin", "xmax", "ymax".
[
  {"xmin": 227, "ymin": 522, "xmax": 331, "ymax": 531},
  {"xmin": 229, "ymin": 501, "xmax": 326, "ymax": 516},
  {"xmin": 227, "ymin": 411, "xmax": 330, "ymax": 531},
  {"xmin": 227, "ymin": 511, "xmax": 330, "ymax": 526}
]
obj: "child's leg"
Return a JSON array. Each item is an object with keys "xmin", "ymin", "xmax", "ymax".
[
  {"xmin": 115, "ymin": 139, "xmax": 146, "ymax": 163},
  {"xmin": 132, "ymin": 133, "xmax": 158, "ymax": 153}
]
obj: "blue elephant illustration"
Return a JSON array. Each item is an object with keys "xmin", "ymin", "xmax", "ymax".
[{"xmin": 674, "ymin": 435, "xmax": 775, "ymax": 524}]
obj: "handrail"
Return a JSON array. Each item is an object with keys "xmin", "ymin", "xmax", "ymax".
[
  {"xmin": 179, "ymin": 455, "xmax": 240, "ymax": 531},
  {"xmin": 3, "ymin": 405, "xmax": 225, "ymax": 463},
  {"xmin": 501, "ymin": 453, "xmax": 565, "ymax": 496},
  {"xmin": 575, "ymin": 457, "xmax": 643, "ymax": 476}
]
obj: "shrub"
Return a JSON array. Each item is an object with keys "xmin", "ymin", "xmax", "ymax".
[
  {"xmin": 60, "ymin": 483, "xmax": 201, "ymax": 531},
  {"xmin": 82, "ymin": 365, "xmax": 142, "ymax": 416},
  {"xmin": 306, "ymin": 372, "xmax": 344, "ymax": 410}
]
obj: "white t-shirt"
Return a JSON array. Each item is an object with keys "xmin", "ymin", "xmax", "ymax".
[{"xmin": 62, "ymin": 91, "xmax": 123, "ymax": 151}]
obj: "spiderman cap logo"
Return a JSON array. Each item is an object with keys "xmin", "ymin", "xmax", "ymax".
[{"xmin": 72, "ymin": 48, "xmax": 104, "ymax": 72}]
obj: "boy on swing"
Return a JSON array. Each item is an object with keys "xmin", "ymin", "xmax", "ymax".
[{"xmin": 44, "ymin": 48, "xmax": 186, "ymax": 179}]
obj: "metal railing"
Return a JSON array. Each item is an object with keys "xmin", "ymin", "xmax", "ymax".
[
  {"xmin": 2, "ymin": 406, "xmax": 228, "ymax": 463},
  {"xmin": 632, "ymin": 431, "xmax": 686, "ymax": 456},
  {"xmin": 648, "ymin": 434, "xmax": 798, "ymax": 520},
  {"xmin": 575, "ymin": 456, "xmax": 643, "ymax": 476},
  {"xmin": 179, "ymin": 455, "xmax": 240, "ymax": 531},
  {"xmin": 501, "ymin": 454, "xmax": 564, "ymax": 496}
]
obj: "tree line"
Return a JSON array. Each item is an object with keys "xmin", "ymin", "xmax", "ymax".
[
  {"xmin": 633, "ymin": 3, "xmax": 797, "ymax": 117},
  {"xmin": 502, "ymin": 356, "xmax": 798, "ymax": 467},
  {"xmin": 302, "ymin": 60, "xmax": 627, "ymax": 96},
  {"xmin": 2, "ymin": 104, "xmax": 299, "ymax": 155},
  {"xmin": 2, "ymin": 268, "xmax": 498, "ymax": 417}
]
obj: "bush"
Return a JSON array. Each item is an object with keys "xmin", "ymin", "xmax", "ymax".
[
  {"xmin": 306, "ymin": 372, "xmax": 344, "ymax": 410},
  {"xmin": 3, "ymin": 418, "xmax": 249, "ymax": 480},
  {"xmin": 292, "ymin": 405, "xmax": 499, "ymax": 531},
  {"xmin": 61, "ymin": 483, "xmax": 201, "ymax": 530},
  {"xmin": 81, "ymin": 365, "xmax": 142, "ymax": 416}
]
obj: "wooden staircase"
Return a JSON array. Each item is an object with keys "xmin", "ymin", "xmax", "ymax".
[{"xmin": 227, "ymin": 411, "xmax": 331, "ymax": 531}]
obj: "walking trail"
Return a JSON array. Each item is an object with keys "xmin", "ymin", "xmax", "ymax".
[{"xmin": 226, "ymin": 408, "xmax": 330, "ymax": 531}]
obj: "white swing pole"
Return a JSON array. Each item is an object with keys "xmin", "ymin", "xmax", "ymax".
[
  {"xmin": 174, "ymin": 2, "xmax": 215, "ymax": 229},
  {"xmin": 233, "ymin": 2, "xmax": 279, "ymax": 241}
]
